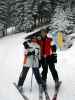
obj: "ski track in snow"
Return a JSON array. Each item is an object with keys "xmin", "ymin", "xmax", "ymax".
[{"xmin": 0, "ymin": 33, "xmax": 75, "ymax": 100}]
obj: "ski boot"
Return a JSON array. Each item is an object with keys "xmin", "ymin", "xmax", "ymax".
[
  {"xmin": 55, "ymin": 81, "xmax": 62, "ymax": 90},
  {"xmin": 44, "ymin": 88, "xmax": 50, "ymax": 100}
]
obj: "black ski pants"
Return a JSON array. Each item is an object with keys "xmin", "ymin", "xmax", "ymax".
[
  {"xmin": 40, "ymin": 56, "xmax": 59, "ymax": 83},
  {"xmin": 18, "ymin": 66, "xmax": 46, "ymax": 89}
]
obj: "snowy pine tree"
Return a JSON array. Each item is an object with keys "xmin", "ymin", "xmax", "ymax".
[
  {"xmin": 0, "ymin": 0, "xmax": 9, "ymax": 35},
  {"xmin": 50, "ymin": 4, "xmax": 74, "ymax": 34},
  {"xmin": 14, "ymin": 0, "xmax": 27, "ymax": 32},
  {"xmin": 71, "ymin": 0, "xmax": 75, "ymax": 33},
  {"xmin": 15, "ymin": 0, "xmax": 37, "ymax": 32},
  {"xmin": 0, "ymin": 0, "xmax": 17, "ymax": 35}
]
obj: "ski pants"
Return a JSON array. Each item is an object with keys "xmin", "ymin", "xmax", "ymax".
[
  {"xmin": 40, "ymin": 56, "xmax": 59, "ymax": 83},
  {"xmin": 18, "ymin": 66, "xmax": 46, "ymax": 90}
]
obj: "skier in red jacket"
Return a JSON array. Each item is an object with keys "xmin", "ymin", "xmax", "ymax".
[{"xmin": 37, "ymin": 29, "xmax": 61, "ymax": 89}]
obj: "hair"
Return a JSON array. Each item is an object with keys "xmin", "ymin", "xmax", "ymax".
[{"xmin": 41, "ymin": 28, "xmax": 49, "ymax": 33}]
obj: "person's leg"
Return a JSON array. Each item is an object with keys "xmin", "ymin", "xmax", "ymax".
[
  {"xmin": 18, "ymin": 66, "xmax": 29, "ymax": 87},
  {"xmin": 32, "ymin": 68, "xmax": 46, "ymax": 90},
  {"xmin": 32, "ymin": 68, "xmax": 43, "ymax": 84},
  {"xmin": 49, "ymin": 63, "xmax": 61, "ymax": 89},
  {"xmin": 49, "ymin": 63, "xmax": 59, "ymax": 83},
  {"xmin": 41, "ymin": 57, "xmax": 48, "ymax": 83},
  {"xmin": 33, "ymin": 68, "xmax": 50, "ymax": 100}
]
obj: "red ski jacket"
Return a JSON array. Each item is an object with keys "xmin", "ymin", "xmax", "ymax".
[{"xmin": 37, "ymin": 37, "xmax": 53, "ymax": 58}]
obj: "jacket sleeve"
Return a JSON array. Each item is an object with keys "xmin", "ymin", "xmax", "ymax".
[
  {"xmin": 24, "ymin": 43, "xmax": 34, "ymax": 56},
  {"xmin": 51, "ymin": 44, "xmax": 57, "ymax": 52},
  {"xmin": 49, "ymin": 37, "xmax": 57, "ymax": 52}
]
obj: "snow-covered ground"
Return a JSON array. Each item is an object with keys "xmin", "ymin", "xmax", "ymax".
[{"xmin": 0, "ymin": 33, "xmax": 75, "ymax": 100}]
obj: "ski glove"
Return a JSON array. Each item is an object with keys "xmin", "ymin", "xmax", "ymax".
[
  {"xmin": 50, "ymin": 53, "xmax": 57, "ymax": 63},
  {"xmin": 27, "ymin": 50, "xmax": 35, "ymax": 56},
  {"xmin": 23, "ymin": 41, "xmax": 30, "ymax": 49},
  {"xmin": 51, "ymin": 45, "xmax": 57, "ymax": 52}
]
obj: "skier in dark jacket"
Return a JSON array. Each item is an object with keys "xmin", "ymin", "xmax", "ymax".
[{"xmin": 37, "ymin": 29, "xmax": 61, "ymax": 89}]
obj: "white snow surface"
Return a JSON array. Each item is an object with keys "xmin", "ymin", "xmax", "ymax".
[{"xmin": 0, "ymin": 33, "xmax": 75, "ymax": 100}]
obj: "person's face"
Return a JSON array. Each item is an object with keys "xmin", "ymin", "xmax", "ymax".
[
  {"xmin": 36, "ymin": 36, "xmax": 41, "ymax": 40},
  {"xmin": 41, "ymin": 31, "xmax": 47, "ymax": 38},
  {"xmin": 31, "ymin": 36, "xmax": 37, "ymax": 42}
]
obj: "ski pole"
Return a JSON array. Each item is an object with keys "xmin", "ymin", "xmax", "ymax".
[
  {"xmin": 30, "ymin": 68, "xmax": 33, "ymax": 92},
  {"xmin": 30, "ymin": 54, "xmax": 35, "ymax": 92}
]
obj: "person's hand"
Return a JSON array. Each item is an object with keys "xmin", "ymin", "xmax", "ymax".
[
  {"xmin": 27, "ymin": 51, "xmax": 35, "ymax": 56},
  {"xmin": 32, "ymin": 50, "xmax": 35, "ymax": 55},
  {"xmin": 52, "ymin": 53, "xmax": 57, "ymax": 57},
  {"xmin": 51, "ymin": 53, "xmax": 57, "ymax": 63},
  {"xmin": 36, "ymin": 36, "xmax": 41, "ymax": 40}
]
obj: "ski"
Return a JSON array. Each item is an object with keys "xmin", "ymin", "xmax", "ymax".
[
  {"xmin": 39, "ymin": 93, "xmax": 43, "ymax": 100},
  {"xmin": 13, "ymin": 82, "xmax": 29, "ymax": 100},
  {"xmin": 52, "ymin": 81, "xmax": 62, "ymax": 100},
  {"xmin": 45, "ymin": 91, "xmax": 50, "ymax": 100},
  {"xmin": 25, "ymin": 24, "xmax": 50, "ymax": 39},
  {"xmin": 39, "ymin": 85, "xmax": 43, "ymax": 100},
  {"xmin": 39, "ymin": 91, "xmax": 50, "ymax": 100}
]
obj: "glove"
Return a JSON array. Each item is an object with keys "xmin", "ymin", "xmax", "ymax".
[
  {"xmin": 32, "ymin": 50, "xmax": 35, "ymax": 55},
  {"xmin": 23, "ymin": 41, "xmax": 28, "ymax": 48},
  {"xmin": 50, "ymin": 53, "xmax": 57, "ymax": 63},
  {"xmin": 51, "ymin": 45, "xmax": 57, "ymax": 52},
  {"xmin": 27, "ymin": 50, "xmax": 35, "ymax": 56}
]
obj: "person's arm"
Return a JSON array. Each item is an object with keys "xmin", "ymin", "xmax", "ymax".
[
  {"xmin": 49, "ymin": 37, "xmax": 57, "ymax": 52},
  {"xmin": 23, "ymin": 41, "xmax": 30, "ymax": 49},
  {"xmin": 51, "ymin": 44, "xmax": 57, "ymax": 53}
]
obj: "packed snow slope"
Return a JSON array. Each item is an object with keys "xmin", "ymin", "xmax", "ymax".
[{"xmin": 0, "ymin": 33, "xmax": 75, "ymax": 100}]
